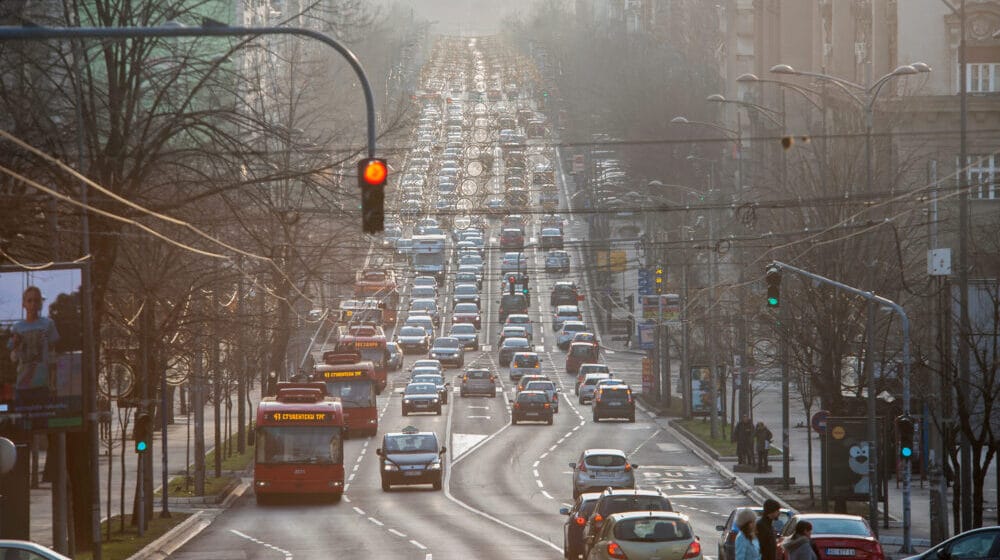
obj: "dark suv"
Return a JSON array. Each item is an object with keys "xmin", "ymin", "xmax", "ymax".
[
  {"xmin": 550, "ymin": 282, "xmax": 580, "ymax": 307},
  {"xmin": 583, "ymin": 488, "xmax": 674, "ymax": 555},
  {"xmin": 510, "ymin": 390, "xmax": 554, "ymax": 425},
  {"xmin": 499, "ymin": 293, "xmax": 528, "ymax": 323},
  {"xmin": 560, "ymin": 492, "xmax": 602, "ymax": 560},
  {"xmin": 592, "ymin": 385, "xmax": 636, "ymax": 422}
]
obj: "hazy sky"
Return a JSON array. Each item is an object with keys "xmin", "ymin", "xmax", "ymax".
[{"xmin": 384, "ymin": 0, "xmax": 540, "ymax": 35}]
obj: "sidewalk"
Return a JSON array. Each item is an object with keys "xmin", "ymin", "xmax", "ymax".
[
  {"xmin": 637, "ymin": 372, "xmax": 1000, "ymax": 556},
  {"xmin": 29, "ymin": 398, "xmax": 253, "ymax": 548}
]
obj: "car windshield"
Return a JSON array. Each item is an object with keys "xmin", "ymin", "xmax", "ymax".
[
  {"xmin": 508, "ymin": 316, "xmax": 529, "ymax": 324},
  {"xmin": 614, "ymin": 518, "xmax": 689, "ymax": 542},
  {"xmin": 451, "ymin": 324, "xmax": 476, "ymax": 334},
  {"xmin": 411, "ymin": 300, "xmax": 435, "ymax": 311},
  {"xmin": 526, "ymin": 381, "xmax": 555, "ymax": 392},
  {"xmin": 808, "ymin": 518, "xmax": 872, "ymax": 536},
  {"xmin": 581, "ymin": 365, "xmax": 610, "ymax": 374},
  {"xmin": 466, "ymin": 370, "xmax": 490, "ymax": 379},
  {"xmin": 586, "ymin": 454, "xmax": 627, "ymax": 467},
  {"xmin": 564, "ymin": 324, "xmax": 586, "ymax": 333},
  {"xmin": 600, "ymin": 389, "xmax": 631, "ymax": 401},
  {"xmin": 455, "ymin": 285, "xmax": 477, "ymax": 294},
  {"xmin": 412, "ymin": 374, "xmax": 445, "ymax": 385},
  {"xmin": 514, "ymin": 355, "xmax": 539, "ymax": 367},
  {"xmin": 504, "ymin": 338, "xmax": 529, "ymax": 348},
  {"xmin": 404, "ymin": 383, "xmax": 437, "ymax": 395},
  {"xmin": 454, "ymin": 304, "xmax": 478, "ymax": 313},
  {"xmin": 433, "ymin": 338, "xmax": 460, "ymax": 349},
  {"xmin": 570, "ymin": 345, "xmax": 598, "ymax": 357},
  {"xmin": 384, "ymin": 434, "xmax": 439, "ymax": 453},
  {"xmin": 399, "ymin": 327, "xmax": 425, "ymax": 336},
  {"xmin": 518, "ymin": 392, "xmax": 548, "ymax": 403},
  {"xmin": 504, "ymin": 327, "xmax": 527, "ymax": 336}
]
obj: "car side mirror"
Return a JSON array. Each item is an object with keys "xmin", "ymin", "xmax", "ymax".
[
  {"xmin": 376, "ymin": 448, "xmax": 383, "ymax": 456},
  {"xmin": 560, "ymin": 507, "xmax": 571, "ymax": 515},
  {"xmin": 716, "ymin": 525, "xmax": 725, "ymax": 531},
  {"xmin": 568, "ymin": 462, "xmax": 576, "ymax": 469},
  {"xmin": 631, "ymin": 464, "xmax": 640, "ymax": 469}
]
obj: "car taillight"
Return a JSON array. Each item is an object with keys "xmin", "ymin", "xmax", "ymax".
[
  {"xmin": 463, "ymin": 375, "xmax": 468, "ymax": 381},
  {"xmin": 871, "ymin": 541, "xmax": 885, "ymax": 560},
  {"xmin": 607, "ymin": 542, "xmax": 627, "ymax": 559},
  {"xmin": 574, "ymin": 516, "xmax": 587, "ymax": 526},
  {"xmin": 683, "ymin": 539, "xmax": 702, "ymax": 559},
  {"xmin": 578, "ymin": 462, "xmax": 587, "ymax": 472},
  {"xmin": 543, "ymin": 403, "xmax": 551, "ymax": 408},
  {"xmin": 552, "ymin": 394, "xmax": 558, "ymax": 402},
  {"xmin": 513, "ymin": 403, "xmax": 520, "ymax": 409},
  {"xmin": 726, "ymin": 531, "xmax": 737, "ymax": 545},
  {"xmin": 534, "ymin": 364, "xmax": 540, "ymax": 368},
  {"xmin": 489, "ymin": 376, "xmax": 496, "ymax": 382},
  {"xmin": 624, "ymin": 463, "xmax": 633, "ymax": 472},
  {"xmin": 594, "ymin": 513, "xmax": 603, "ymax": 523}
]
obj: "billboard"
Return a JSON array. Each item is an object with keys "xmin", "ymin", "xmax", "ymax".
[
  {"xmin": 822, "ymin": 416, "xmax": 886, "ymax": 501},
  {"xmin": 689, "ymin": 365, "xmax": 723, "ymax": 415},
  {"xmin": 0, "ymin": 265, "xmax": 85, "ymax": 433}
]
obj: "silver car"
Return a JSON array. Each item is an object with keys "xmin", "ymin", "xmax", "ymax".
[
  {"xmin": 578, "ymin": 373, "xmax": 612, "ymax": 404},
  {"xmin": 569, "ymin": 448, "xmax": 638, "ymax": 498}
]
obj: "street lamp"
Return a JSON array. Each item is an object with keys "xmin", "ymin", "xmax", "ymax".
[{"xmin": 769, "ymin": 61, "xmax": 929, "ymax": 553}]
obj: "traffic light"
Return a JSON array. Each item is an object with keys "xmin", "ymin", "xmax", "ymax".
[
  {"xmin": 522, "ymin": 275, "xmax": 530, "ymax": 296},
  {"xmin": 765, "ymin": 264, "xmax": 782, "ymax": 307},
  {"xmin": 654, "ymin": 266, "xmax": 664, "ymax": 295},
  {"xmin": 508, "ymin": 275, "xmax": 516, "ymax": 295},
  {"xmin": 134, "ymin": 412, "xmax": 152, "ymax": 453},
  {"xmin": 357, "ymin": 158, "xmax": 387, "ymax": 234},
  {"xmin": 897, "ymin": 415, "xmax": 915, "ymax": 460}
]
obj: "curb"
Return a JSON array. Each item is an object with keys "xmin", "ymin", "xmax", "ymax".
[{"xmin": 128, "ymin": 479, "xmax": 249, "ymax": 560}]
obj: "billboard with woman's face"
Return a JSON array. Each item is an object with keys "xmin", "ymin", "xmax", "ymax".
[{"xmin": 0, "ymin": 265, "xmax": 84, "ymax": 433}]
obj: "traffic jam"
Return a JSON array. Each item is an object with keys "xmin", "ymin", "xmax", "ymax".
[{"xmin": 243, "ymin": 35, "xmax": 884, "ymax": 560}]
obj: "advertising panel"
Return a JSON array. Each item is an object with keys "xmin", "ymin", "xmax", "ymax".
[
  {"xmin": 0, "ymin": 265, "xmax": 85, "ymax": 433},
  {"xmin": 689, "ymin": 365, "xmax": 723, "ymax": 415},
  {"xmin": 822, "ymin": 416, "xmax": 886, "ymax": 501}
]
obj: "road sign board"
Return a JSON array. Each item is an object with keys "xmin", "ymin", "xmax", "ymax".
[
  {"xmin": 638, "ymin": 268, "xmax": 652, "ymax": 295},
  {"xmin": 811, "ymin": 410, "xmax": 830, "ymax": 434},
  {"xmin": 572, "ymin": 154, "xmax": 585, "ymax": 173}
]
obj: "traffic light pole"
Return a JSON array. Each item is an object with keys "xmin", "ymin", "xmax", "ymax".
[{"xmin": 768, "ymin": 260, "xmax": 913, "ymax": 552}]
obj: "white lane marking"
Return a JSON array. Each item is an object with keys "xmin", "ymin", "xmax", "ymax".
[
  {"xmin": 230, "ymin": 530, "xmax": 294, "ymax": 559},
  {"xmin": 389, "ymin": 528, "xmax": 407, "ymax": 537},
  {"xmin": 536, "ymin": 479, "xmax": 544, "ymax": 488},
  {"xmin": 368, "ymin": 517, "xmax": 384, "ymax": 526},
  {"xmin": 542, "ymin": 490, "xmax": 554, "ymax": 500},
  {"xmin": 410, "ymin": 540, "xmax": 427, "ymax": 550},
  {"xmin": 468, "ymin": 415, "xmax": 492, "ymax": 419},
  {"xmin": 532, "ymin": 469, "xmax": 539, "ymax": 477},
  {"xmin": 353, "ymin": 506, "xmax": 365, "ymax": 515},
  {"xmin": 549, "ymin": 444, "xmax": 557, "ymax": 451},
  {"xmin": 533, "ymin": 460, "xmax": 540, "ymax": 468},
  {"xmin": 540, "ymin": 452, "xmax": 548, "ymax": 459},
  {"xmin": 342, "ymin": 496, "xmax": 351, "ymax": 503},
  {"xmin": 467, "ymin": 405, "xmax": 490, "ymax": 409}
]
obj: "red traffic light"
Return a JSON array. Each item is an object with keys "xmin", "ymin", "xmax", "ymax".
[{"xmin": 360, "ymin": 158, "xmax": 387, "ymax": 186}]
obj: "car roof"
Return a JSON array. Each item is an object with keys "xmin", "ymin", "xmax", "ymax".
[
  {"xmin": 583, "ymin": 448, "xmax": 626, "ymax": 457},
  {"xmin": 608, "ymin": 510, "xmax": 688, "ymax": 523},
  {"xmin": 503, "ymin": 325, "xmax": 527, "ymax": 332},
  {"xmin": 584, "ymin": 373, "xmax": 612, "ymax": 380},
  {"xmin": 513, "ymin": 352, "xmax": 539, "ymax": 358},
  {"xmin": 562, "ymin": 321, "xmax": 587, "ymax": 329},
  {"xmin": 556, "ymin": 305, "xmax": 579, "ymax": 312}
]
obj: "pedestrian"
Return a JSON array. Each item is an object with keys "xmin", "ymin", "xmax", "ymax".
[
  {"xmin": 755, "ymin": 421, "xmax": 773, "ymax": 472},
  {"xmin": 781, "ymin": 520, "xmax": 818, "ymax": 560},
  {"xmin": 734, "ymin": 508, "xmax": 761, "ymax": 560},
  {"xmin": 734, "ymin": 414, "xmax": 755, "ymax": 465},
  {"xmin": 756, "ymin": 499, "xmax": 781, "ymax": 560}
]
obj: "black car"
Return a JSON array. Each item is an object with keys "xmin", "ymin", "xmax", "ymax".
[
  {"xmin": 550, "ymin": 282, "xmax": 580, "ymax": 307},
  {"xmin": 376, "ymin": 427, "xmax": 446, "ymax": 491},
  {"xmin": 561, "ymin": 493, "xmax": 602, "ymax": 560},
  {"xmin": 499, "ymin": 293, "xmax": 529, "ymax": 323},
  {"xmin": 401, "ymin": 382, "xmax": 442, "ymax": 416},
  {"xmin": 592, "ymin": 385, "xmax": 636, "ymax": 422},
  {"xmin": 429, "ymin": 336, "xmax": 465, "ymax": 368},
  {"xmin": 511, "ymin": 390, "xmax": 554, "ymax": 425},
  {"xmin": 498, "ymin": 337, "xmax": 531, "ymax": 367}
]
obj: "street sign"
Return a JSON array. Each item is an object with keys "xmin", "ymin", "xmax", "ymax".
[
  {"xmin": 572, "ymin": 154, "xmax": 585, "ymax": 173},
  {"xmin": 638, "ymin": 268, "xmax": 652, "ymax": 296},
  {"xmin": 811, "ymin": 410, "xmax": 830, "ymax": 434},
  {"xmin": 642, "ymin": 357, "xmax": 653, "ymax": 394}
]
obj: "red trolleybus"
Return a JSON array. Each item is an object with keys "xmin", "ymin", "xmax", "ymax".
[
  {"xmin": 314, "ymin": 352, "xmax": 379, "ymax": 436},
  {"xmin": 254, "ymin": 383, "xmax": 344, "ymax": 504},
  {"xmin": 353, "ymin": 269, "xmax": 400, "ymax": 325},
  {"xmin": 334, "ymin": 324, "xmax": 388, "ymax": 392}
]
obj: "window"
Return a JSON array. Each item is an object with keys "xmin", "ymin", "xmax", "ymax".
[
  {"xmin": 958, "ymin": 154, "xmax": 1000, "ymax": 200},
  {"xmin": 967, "ymin": 63, "xmax": 1000, "ymax": 93}
]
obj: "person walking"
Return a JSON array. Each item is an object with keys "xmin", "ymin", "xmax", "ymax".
[
  {"xmin": 781, "ymin": 520, "xmax": 818, "ymax": 560},
  {"xmin": 756, "ymin": 499, "xmax": 781, "ymax": 560},
  {"xmin": 755, "ymin": 421, "xmax": 773, "ymax": 472},
  {"xmin": 734, "ymin": 508, "xmax": 761, "ymax": 560},
  {"xmin": 734, "ymin": 414, "xmax": 755, "ymax": 465}
]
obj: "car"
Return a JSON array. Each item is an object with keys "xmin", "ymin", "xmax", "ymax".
[
  {"xmin": 500, "ymin": 251, "xmax": 526, "ymax": 275},
  {"xmin": 567, "ymin": 342, "xmax": 601, "ymax": 374},
  {"xmin": 569, "ymin": 448, "xmax": 639, "ymax": 499},
  {"xmin": 410, "ymin": 285, "xmax": 438, "ymax": 301},
  {"xmin": 545, "ymin": 250, "xmax": 571, "ymax": 274},
  {"xmin": 592, "ymin": 384, "xmax": 635, "ymax": 422},
  {"xmin": 583, "ymin": 488, "xmax": 676, "ymax": 552},
  {"xmin": 394, "ymin": 237, "xmax": 413, "ymax": 256},
  {"xmin": 453, "ymin": 283, "xmax": 481, "ymax": 305},
  {"xmin": 428, "ymin": 336, "xmax": 464, "ymax": 369},
  {"xmin": 376, "ymin": 426, "xmax": 446, "ymax": 491},
  {"xmin": 499, "ymin": 228, "xmax": 525, "ymax": 250},
  {"xmin": 412, "ymin": 275, "xmax": 439, "ymax": 291},
  {"xmin": 579, "ymin": 373, "xmax": 613, "ymax": 403},
  {"xmin": 451, "ymin": 302, "xmax": 482, "ymax": 330},
  {"xmin": 396, "ymin": 326, "xmax": 430, "ymax": 353},
  {"xmin": 717, "ymin": 506, "xmax": 796, "ymax": 560},
  {"xmin": 460, "ymin": 368, "xmax": 497, "ymax": 397},
  {"xmin": 458, "ymin": 264, "xmax": 483, "ymax": 285},
  {"xmin": 586, "ymin": 511, "xmax": 699, "ymax": 560},
  {"xmin": 524, "ymin": 379, "xmax": 559, "ymax": 413},
  {"xmin": 404, "ymin": 314, "xmax": 435, "ymax": 337},
  {"xmin": 498, "ymin": 337, "xmax": 531, "ymax": 367},
  {"xmin": 411, "ymin": 373, "xmax": 450, "ymax": 404},
  {"xmin": 900, "ymin": 526, "xmax": 1000, "ymax": 560},
  {"xmin": 540, "ymin": 227, "xmax": 564, "ymax": 250},
  {"xmin": 0, "ymin": 541, "xmax": 72, "ymax": 560},
  {"xmin": 561, "ymin": 493, "xmax": 603, "ymax": 560},
  {"xmin": 553, "ymin": 305, "xmax": 583, "ymax": 331},
  {"xmin": 551, "ymin": 281, "xmax": 580, "ymax": 306},
  {"xmin": 576, "ymin": 364, "xmax": 611, "ymax": 393},
  {"xmin": 510, "ymin": 390, "xmax": 554, "ymax": 425},
  {"xmin": 385, "ymin": 341, "xmax": 403, "ymax": 371},
  {"xmin": 572, "ymin": 332, "xmax": 599, "ymax": 346},
  {"xmin": 499, "ymin": 325, "xmax": 530, "ymax": 345},
  {"xmin": 455, "ymin": 271, "xmax": 481, "ymax": 289},
  {"xmin": 509, "ymin": 352, "xmax": 542, "ymax": 381},
  {"xmin": 499, "ymin": 294, "xmax": 529, "ymax": 323},
  {"xmin": 401, "ymin": 382, "xmax": 442, "ymax": 416},
  {"xmin": 410, "ymin": 298, "xmax": 440, "ymax": 325},
  {"xmin": 777, "ymin": 514, "xmax": 884, "ymax": 560},
  {"xmin": 557, "ymin": 321, "xmax": 590, "ymax": 350},
  {"xmin": 448, "ymin": 323, "xmax": 480, "ymax": 350},
  {"xmin": 504, "ymin": 314, "xmax": 533, "ymax": 339}
]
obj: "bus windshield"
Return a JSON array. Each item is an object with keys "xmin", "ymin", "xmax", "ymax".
[
  {"xmin": 255, "ymin": 426, "xmax": 343, "ymax": 465},
  {"xmin": 323, "ymin": 379, "xmax": 375, "ymax": 407}
]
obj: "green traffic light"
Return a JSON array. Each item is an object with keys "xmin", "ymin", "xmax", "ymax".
[
  {"xmin": 136, "ymin": 441, "xmax": 148, "ymax": 452},
  {"xmin": 767, "ymin": 296, "xmax": 779, "ymax": 307},
  {"xmin": 901, "ymin": 447, "xmax": 912, "ymax": 458}
]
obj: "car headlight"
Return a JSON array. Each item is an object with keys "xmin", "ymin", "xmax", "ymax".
[
  {"xmin": 427, "ymin": 461, "xmax": 442, "ymax": 470},
  {"xmin": 431, "ymin": 398, "xmax": 439, "ymax": 403},
  {"xmin": 383, "ymin": 464, "xmax": 399, "ymax": 472},
  {"xmin": 430, "ymin": 352, "xmax": 439, "ymax": 358},
  {"xmin": 403, "ymin": 399, "xmax": 411, "ymax": 404}
]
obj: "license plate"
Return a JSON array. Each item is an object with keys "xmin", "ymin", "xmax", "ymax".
[
  {"xmin": 826, "ymin": 549, "xmax": 856, "ymax": 556},
  {"xmin": 525, "ymin": 412, "xmax": 539, "ymax": 417},
  {"xmin": 596, "ymin": 472, "xmax": 616, "ymax": 478},
  {"xmin": 414, "ymin": 402, "xmax": 429, "ymax": 407},
  {"xmin": 404, "ymin": 471, "xmax": 422, "ymax": 477},
  {"xmin": 608, "ymin": 402, "xmax": 621, "ymax": 407}
]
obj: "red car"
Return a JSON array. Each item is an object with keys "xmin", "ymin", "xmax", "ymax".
[
  {"xmin": 451, "ymin": 302, "xmax": 482, "ymax": 329},
  {"xmin": 566, "ymin": 342, "xmax": 600, "ymax": 374},
  {"xmin": 777, "ymin": 514, "xmax": 883, "ymax": 560}
]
